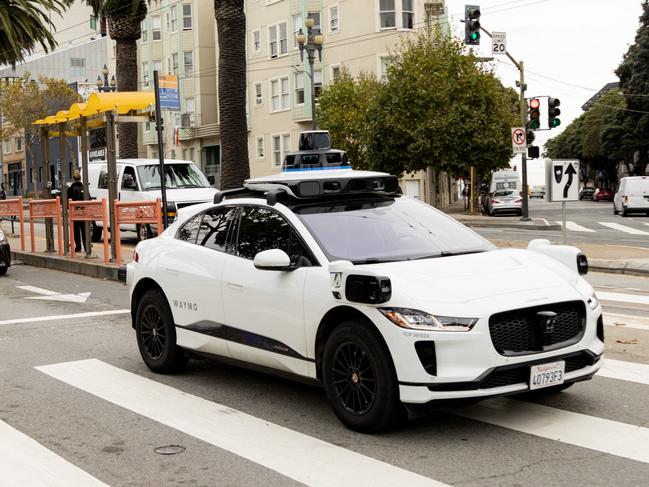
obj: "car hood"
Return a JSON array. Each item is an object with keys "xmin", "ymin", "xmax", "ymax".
[{"xmin": 360, "ymin": 248, "xmax": 586, "ymax": 314}]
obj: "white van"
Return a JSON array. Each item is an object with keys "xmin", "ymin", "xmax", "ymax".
[
  {"xmin": 87, "ymin": 159, "xmax": 217, "ymax": 241},
  {"xmin": 613, "ymin": 176, "xmax": 649, "ymax": 216},
  {"xmin": 489, "ymin": 170, "xmax": 521, "ymax": 193}
]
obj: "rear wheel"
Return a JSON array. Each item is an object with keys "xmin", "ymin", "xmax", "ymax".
[
  {"xmin": 322, "ymin": 322, "xmax": 401, "ymax": 433},
  {"xmin": 135, "ymin": 289, "xmax": 188, "ymax": 373}
]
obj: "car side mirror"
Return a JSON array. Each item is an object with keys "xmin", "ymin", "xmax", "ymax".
[{"xmin": 254, "ymin": 249, "xmax": 293, "ymax": 271}]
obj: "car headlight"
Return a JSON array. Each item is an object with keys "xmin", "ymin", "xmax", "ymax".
[
  {"xmin": 0, "ymin": 229, "xmax": 5, "ymax": 242},
  {"xmin": 379, "ymin": 307, "xmax": 477, "ymax": 332},
  {"xmin": 588, "ymin": 293, "xmax": 599, "ymax": 310}
]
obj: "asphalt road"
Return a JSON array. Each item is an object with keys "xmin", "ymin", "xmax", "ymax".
[
  {"xmin": 476, "ymin": 199, "xmax": 649, "ymax": 248},
  {"xmin": 1, "ymin": 265, "xmax": 649, "ymax": 486}
]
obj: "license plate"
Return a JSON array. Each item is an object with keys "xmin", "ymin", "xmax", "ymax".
[{"xmin": 529, "ymin": 361, "xmax": 565, "ymax": 390}]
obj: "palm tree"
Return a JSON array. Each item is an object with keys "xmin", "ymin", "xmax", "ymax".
[
  {"xmin": 215, "ymin": 0, "xmax": 250, "ymax": 189},
  {"xmin": 86, "ymin": 0, "xmax": 147, "ymax": 158},
  {"xmin": 0, "ymin": 0, "xmax": 70, "ymax": 66}
]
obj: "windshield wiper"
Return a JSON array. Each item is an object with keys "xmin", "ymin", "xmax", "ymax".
[
  {"xmin": 351, "ymin": 257, "xmax": 395, "ymax": 265},
  {"xmin": 413, "ymin": 249, "xmax": 487, "ymax": 260}
]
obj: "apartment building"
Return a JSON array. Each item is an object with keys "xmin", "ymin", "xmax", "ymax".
[{"xmin": 131, "ymin": 0, "xmax": 220, "ymax": 184}]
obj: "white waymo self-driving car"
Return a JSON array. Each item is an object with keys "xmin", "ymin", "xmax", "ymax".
[{"xmin": 127, "ymin": 156, "xmax": 603, "ymax": 432}]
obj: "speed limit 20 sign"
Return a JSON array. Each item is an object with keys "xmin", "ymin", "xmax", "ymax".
[{"xmin": 492, "ymin": 32, "xmax": 506, "ymax": 55}]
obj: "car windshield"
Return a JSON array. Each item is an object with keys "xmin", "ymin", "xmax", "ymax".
[
  {"xmin": 137, "ymin": 163, "xmax": 209, "ymax": 190},
  {"xmin": 294, "ymin": 197, "xmax": 495, "ymax": 264},
  {"xmin": 494, "ymin": 190, "xmax": 516, "ymax": 197}
]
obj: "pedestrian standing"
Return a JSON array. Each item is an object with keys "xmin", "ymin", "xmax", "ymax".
[
  {"xmin": 69, "ymin": 171, "xmax": 86, "ymax": 253},
  {"xmin": 0, "ymin": 183, "xmax": 6, "ymax": 200}
]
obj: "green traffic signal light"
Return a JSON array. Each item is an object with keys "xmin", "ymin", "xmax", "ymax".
[
  {"xmin": 549, "ymin": 118, "xmax": 561, "ymax": 128},
  {"xmin": 548, "ymin": 97, "xmax": 561, "ymax": 129},
  {"xmin": 465, "ymin": 5, "xmax": 481, "ymax": 45},
  {"xmin": 530, "ymin": 120, "xmax": 540, "ymax": 130},
  {"xmin": 470, "ymin": 31, "xmax": 480, "ymax": 41}
]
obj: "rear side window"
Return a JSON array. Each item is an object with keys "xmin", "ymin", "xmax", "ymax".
[
  {"xmin": 177, "ymin": 213, "xmax": 202, "ymax": 243},
  {"xmin": 197, "ymin": 206, "xmax": 236, "ymax": 252},
  {"xmin": 97, "ymin": 169, "xmax": 108, "ymax": 189}
]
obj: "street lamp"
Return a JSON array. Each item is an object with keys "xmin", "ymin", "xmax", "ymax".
[
  {"xmin": 296, "ymin": 17, "xmax": 323, "ymax": 130},
  {"xmin": 96, "ymin": 65, "xmax": 117, "ymax": 92}
]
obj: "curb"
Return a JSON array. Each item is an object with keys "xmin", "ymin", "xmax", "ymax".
[
  {"xmin": 10, "ymin": 250, "xmax": 121, "ymax": 281},
  {"xmin": 589, "ymin": 258, "xmax": 649, "ymax": 278}
]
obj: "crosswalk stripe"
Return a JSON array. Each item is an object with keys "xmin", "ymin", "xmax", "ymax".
[
  {"xmin": 598, "ymin": 291, "xmax": 649, "ymax": 306},
  {"xmin": 554, "ymin": 221, "xmax": 596, "ymax": 232},
  {"xmin": 0, "ymin": 310, "xmax": 130, "ymax": 326},
  {"xmin": 599, "ymin": 359, "xmax": 649, "ymax": 386},
  {"xmin": 455, "ymin": 397, "xmax": 649, "ymax": 464},
  {"xmin": 36, "ymin": 359, "xmax": 447, "ymax": 487},
  {"xmin": 604, "ymin": 313, "xmax": 649, "ymax": 331},
  {"xmin": 0, "ymin": 419, "xmax": 109, "ymax": 486},
  {"xmin": 597, "ymin": 222, "xmax": 649, "ymax": 235}
]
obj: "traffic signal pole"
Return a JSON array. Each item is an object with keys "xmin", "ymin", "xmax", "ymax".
[{"xmin": 479, "ymin": 25, "xmax": 530, "ymax": 220}]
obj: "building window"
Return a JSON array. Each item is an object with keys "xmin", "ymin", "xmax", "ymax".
[
  {"xmin": 70, "ymin": 58, "xmax": 85, "ymax": 68},
  {"xmin": 184, "ymin": 51, "xmax": 193, "ymax": 77},
  {"xmin": 378, "ymin": 0, "xmax": 414, "ymax": 30},
  {"xmin": 282, "ymin": 134, "xmax": 291, "ymax": 161},
  {"xmin": 402, "ymin": 0, "xmax": 414, "ymax": 29},
  {"xmin": 153, "ymin": 59, "xmax": 162, "ymax": 75},
  {"xmin": 253, "ymin": 29, "xmax": 261, "ymax": 53},
  {"xmin": 182, "ymin": 4, "xmax": 192, "ymax": 30},
  {"xmin": 379, "ymin": 0, "xmax": 395, "ymax": 28},
  {"xmin": 314, "ymin": 70, "xmax": 323, "ymax": 100},
  {"xmin": 254, "ymin": 81, "xmax": 263, "ymax": 106},
  {"xmin": 141, "ymin": 20, "xmax": 147, "ymax": 42},
  {"xmin": 167, "ymin": 6, "xmax": 177, "ymax": 33},
  {"xmin": 379, "ymin": 55, "xmax": 391, "ymax": 82},
  {"xmin": 2, "ymin": 139, "xmax": 11, "ymax": 154},
  {"xmin": 142, "ymin": 61, "xmax": 149, "ymax": 87},
  {"xmin": 271, "ymin": 134, "xmax": 291, "ymax": 167},
  {"xmin": 172, "ymin": 52, "xmax": 179, "ymax": 75},
  {"xmin": 292, "ymin": 13, "xmax": 302, "ymax": 48},
  {"xmin": 185, "ymin": 97, "xmax": 195, "ymax": 113},
  {"xmin": 270, "ymin": 76, "xmax": 289, "ymax": 112},
  {"xmin": 152, "ymin": 16, "xmax": 161, "ymax": 40},
  {"xmin": 331, "ymin": 64, "xmax": 341, "ymax": 82},
  {"xmin": 268, "ymin": 22, "xmax": 287, "ymax": 58},
  {"xmin": 15, "ymin": 137, "xmax": 22, "ymax": 152},
  {"xmin": 295, "ymin": 72, "xmax": 304, "ymax": 105},
  {"xmin": 329, "ymin": 5, "xmax": 339, "ymax": 32},
  {"xmin": 256, "ymin": 136, "xmax": 265, "ymax": 159},
  {"xmin": 308, "ymin": 11, "xmax": 321, "ymax": 31}
]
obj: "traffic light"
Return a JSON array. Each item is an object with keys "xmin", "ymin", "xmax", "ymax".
[
  {"xmin": 529, "ymin": 98, "xmax": 541, "ymax": 130},
  {"xmin": 528, "ymin": 146, "xmax": 540, "ymax": 159},
  {"xmin": 465, "ymin": 5, "xmax": 481, "ymax": 45},
  {"xmin": 548, "ymin": 97, "xmax": 561, "ymax": 128}
]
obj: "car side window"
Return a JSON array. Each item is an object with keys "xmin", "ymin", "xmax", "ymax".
[
  {"xmin": 235, "ymin": 206, "xmax": 315, "ymax": 267},
  {"xmin": 97, "ymin": 168, "xmax": 108, "ymax": 189},
  {"xmin": 197, "ymin": 206, "xmax": 236, "ymax": 252},
  {"xmin": 176, "ymin": 213, "xmax": 203, "ymax": 243},
  {"xmin": 121, "ymin": 166, "xmax": 138, "ymax": 190}
]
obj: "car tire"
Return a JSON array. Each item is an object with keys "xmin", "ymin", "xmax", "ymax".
[
  {"xmin": 322, "ymin": 321, "xmax": 401, "ymax": 433},
  {"xmin": 135, "ymin": 289, "xmax": 188, "ymax": 374},
  {"xmin": 90, "ymin": 222, "xmax": 103, "ymax": 242},
  {"xmin": 0, "ymin": 266, "xmax": 7, "ymax": 276},
  {"xmin": 137, "ymin": 224, "xmax": 153, "ymax": 242},
  {"xmin": 613, "ymin": 206, "xmax": 619, "ymax": 215}
]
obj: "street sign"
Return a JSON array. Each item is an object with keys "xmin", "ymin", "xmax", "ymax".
[
  {"xmin": 547, "ymin": 159, "xmax": 580, "ymax": 202},
  {"xmin": 511, "ymin": 127, "xmax": 526, "ymax": 154},
  {"xmin": 158, "ymin": 74, "xmax": 180, "ymax": 111},
  {"xmin": 492, "ymin": 32, "xmax": 506, "ymax": 55}
]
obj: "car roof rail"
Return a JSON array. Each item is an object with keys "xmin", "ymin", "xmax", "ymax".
[{"xmin": 213, "ymin": 187, "xmax": 247, "ymax": 204}]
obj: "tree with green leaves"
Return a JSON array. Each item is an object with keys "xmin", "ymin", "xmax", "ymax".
[
  {"xmin": 0, "ymin": 74, "xmax": 81, "ymax": 193},
  {"xmin": 317, "ymin": 32, "xmax": 518, "ymax": 180},
  {"xmin": 0, "ymin": 0, "xmax": 70, "ymax": 66},
  {"xmin": 214, "ymin": 0, "xmax": 249, "ymax": 190},
  {"xmin": 85, "ymin": 0, "xmax": 148, "ymax": 158}
]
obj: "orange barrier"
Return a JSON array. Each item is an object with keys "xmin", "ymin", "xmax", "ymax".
[
  {"xmin": 69, "ymin": 199, "xmax": 110, "ymax": 263},
  {"xmin": 114, "ymin": 198, "xmax": 162, "ymax": 266},
  {"xmin": 0, "ymin": 197, "xmax": 25, "ymax": 250},
  {"xmin": 29, "ymin": 197, "xmax": 63, "ymax": 256}
]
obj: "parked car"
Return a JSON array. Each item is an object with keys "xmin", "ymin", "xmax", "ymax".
[
  {"xmin": 530, "ymin": 186, "xmax": 545, "ymax": 199},
  {"xmin": 127, "ymin": 163, "xmax": 602, "ymax": 433},
  {"xmin": 614, "ymin": 176, "xmax": 649, "ymax": 216},
  {"xmin": 579, "ymin": 188, "xmax": 595, "ymax": 200},
  {"xmin": 86, "ymin": 159, "xmax": 217, "ymax": 242},
  {"xmin": 593, "ymin": 187, "xmax": 614, "ymax": 202},
  {"xmin": 485, "ymin": 189, "xmax": 523, "ymax": 216},
  {"xmin": 0, "ymin": 228, "xmax": 10, "ymax": 275}
]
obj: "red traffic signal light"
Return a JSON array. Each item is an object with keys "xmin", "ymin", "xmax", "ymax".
[{"xmin": 529, "ymin": 98, "xmax": 541, "ymax": 129}]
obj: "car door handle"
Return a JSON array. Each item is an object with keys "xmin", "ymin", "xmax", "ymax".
[{"xmin": 227, "ymin": 282, "xmax": 244, "ymax": 290}]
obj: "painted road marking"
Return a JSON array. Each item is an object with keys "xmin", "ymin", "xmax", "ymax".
[
  {"xmin": 36, "ymin": 359, "xmax": 447, "ymax": 487},
  {"xmin": 597, "ymin": 222, "xmax": 649, "ymax": 236},
  {"xmin": 554, "ymin": 221, "xmax": 596, "ymax": 232},
  {"xmin": 455, "ymin": 397, "xmax": 649, "ymax": 464},
  {"xmin": 17, "ymin": 285, "xmax": 92, "ymax": 303},
  {"xmin": 604, "ymin": 313, "xmax": 649, "ymax": 331},
  {"xmin": 0, "ymin": 419, "xmax": 108, "ymax": 487},
  {"xmin": 598, "ymin": 291, "xmax": 649, "ymax": 306},
  {"xmin": 0, "ymin": 309, "xmax": 129, "ymax": 326},
  {"xmin": 599, "ymin": 359, "xmax": 649, "ymax": 386}
]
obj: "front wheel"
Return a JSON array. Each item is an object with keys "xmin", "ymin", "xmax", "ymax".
[
  {"xmin": 322, "ymin": 322, "xmax": 401, "ymax": 433},
  {"xmin": 135, "ymin": 289, "xmax": 188, "ymax": 373}
]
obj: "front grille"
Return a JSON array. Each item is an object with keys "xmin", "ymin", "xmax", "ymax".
[{"xmin": 489, "ymin": 301, "xmax": 586, "ymax": 356}]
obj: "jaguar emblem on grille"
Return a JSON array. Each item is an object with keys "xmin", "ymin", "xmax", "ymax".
[{"xmin": 536, "ymin": 311, "xmax": 557, "ymax": 346}]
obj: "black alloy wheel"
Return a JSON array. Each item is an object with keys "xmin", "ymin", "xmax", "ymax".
[
  {"xmin": 135, "ymin": 289, "xmax": 187, "ymax": 373},
  {"xmin": 322, "ymin": 322, "xmax": 402, "ymax": 433}
]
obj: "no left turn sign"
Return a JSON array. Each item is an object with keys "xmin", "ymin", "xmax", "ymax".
[{"xmin": 511, "ymin": 127, "xmax": 526, "ymax": 154}]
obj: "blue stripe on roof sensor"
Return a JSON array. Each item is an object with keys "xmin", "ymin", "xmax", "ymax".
[{"xmin": 282, "ymin": 166, "xmax": 353, "ymax": 173}]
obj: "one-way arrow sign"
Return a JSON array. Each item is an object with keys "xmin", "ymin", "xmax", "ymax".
[
  {"xmin": 17, "ymin": 286, "xmax": 92, "ymax": 303},
  {"xmin": 547, "ymin": 159, "xmax": 580, "ymax": 202}
]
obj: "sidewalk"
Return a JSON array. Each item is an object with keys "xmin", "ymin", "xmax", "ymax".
[{"xmin": 444, "ymin": 201, "xmax": 561, "ymax": 230}]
